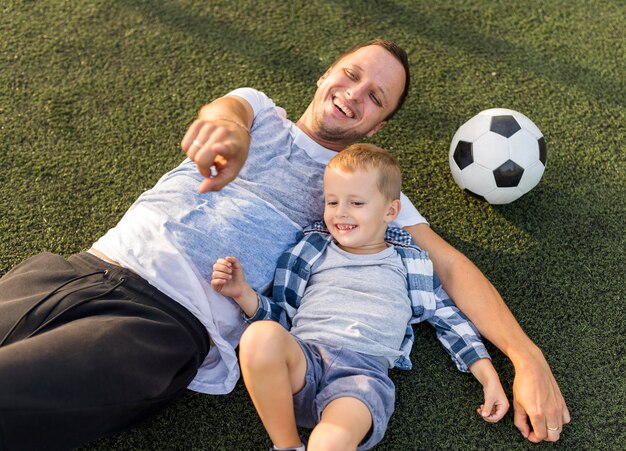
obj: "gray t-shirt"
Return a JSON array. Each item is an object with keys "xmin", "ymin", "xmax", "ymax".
[
  {"xmin": 291, "ymin": 242, "xmax": 412, "ymax": 367},
  {"xmin": 92, "ymin": 88, "xmax": 427, "ymax": 394}
]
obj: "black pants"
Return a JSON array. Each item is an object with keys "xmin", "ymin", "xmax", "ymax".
[{"xmin": 0, "ymin": 252, "xmax": 210, "ymax": 451}]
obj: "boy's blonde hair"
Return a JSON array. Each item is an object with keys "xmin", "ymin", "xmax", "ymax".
[{"xmin": 327, "ymin": 143, "xmax": 402, "ymax": 201}]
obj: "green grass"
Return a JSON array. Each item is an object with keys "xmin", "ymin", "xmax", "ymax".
[{"xmin": 1, "ymin": 0, "xmax": 624, "ymax": 449}]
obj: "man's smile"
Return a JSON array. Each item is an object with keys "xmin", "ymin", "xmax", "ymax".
[{"xmin": 332, "ymin": 96, "xmax": 355, "ymax": 118}]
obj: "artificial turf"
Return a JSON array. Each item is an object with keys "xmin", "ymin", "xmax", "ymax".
[{"xmin": 1, "ymin": 0, "xmax": 624, "ymax": 449}]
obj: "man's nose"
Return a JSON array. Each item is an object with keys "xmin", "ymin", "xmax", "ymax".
[{"xmin": 346, "ymin": 83, "xmax": 367, "ymax": 101}]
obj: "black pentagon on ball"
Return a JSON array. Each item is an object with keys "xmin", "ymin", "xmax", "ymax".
[
  {"xmin": 490, "ymin": 115, "xmax": 521, "ymax": 138},
  {"xmin": 453, "ymin": 140, "xmax": 473, "ymax": 170},
  {"xmin": 494, "ymin": 159, "xmax": 524, "ymax": 187},
  {"xmin": 538, "ymin": 137, "xmax": 547, "ymax": 164}
]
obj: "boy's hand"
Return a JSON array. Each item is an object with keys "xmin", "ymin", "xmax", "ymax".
[
  {"xmin": 211, "ymin": 256, "xmax": 246, "ymax": 298},
  {"xmin": 211, "ymin": 256, "xmax": 259, "ymax": 317},
  {"xmin": 478, "ymin": 378, "xmax": 510, "ymax": 423},
  {"xmin": 469, "ymin": 358, "xmax": 510, "ymax": 423}
]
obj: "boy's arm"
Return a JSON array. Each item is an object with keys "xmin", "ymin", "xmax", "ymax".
[
  {"xmin": 405, "ymin": 223, "xmax": 569, "ymax": 441},
  {"xmin": 181, "ymin": 95, "xmax": 253, "ymax": 193},
  {"xmin": 211, "ymin": 256, "xmax": 259, "ymax": 317},
  {"xmin": 253, "ymin": 246, "xmax": 311, "ymax": 325},
  {"xmin": 425, "ymin": 283, "xmax": 509, "ymax": 420},
  {"xmin": 211, "ymin": 243, "xmax": 308, "ymax": 325},
  {"xmin": 424, "ymin": 282, "xmax": 491, "ymax": 373},
  {"xmin": 469, "ymin": 359, "xmax": 510, "ymax": 423}
]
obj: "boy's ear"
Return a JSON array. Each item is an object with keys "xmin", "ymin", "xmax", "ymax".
[{"xmin": 384, "ymin": 199, "xmax": 401, "ymax": 224}]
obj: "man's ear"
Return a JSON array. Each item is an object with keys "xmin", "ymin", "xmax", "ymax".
[
  {"xmin": 317, "ymin": 68, "xmax": 332, "ymax": 87},
  {"xmin": 365, "ymin": 121, "xmax": 387, "ymax": 138},
  {"xmin": 385, "ymin": 199, "xmax": 401, "ymax": 224}
]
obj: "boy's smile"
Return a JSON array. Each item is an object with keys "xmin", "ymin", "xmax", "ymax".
[
  {"xmin": 334, "ymin": 223, "xmax": 357, "ymax": 231},
  {"xmin": 323, "ymin": 167, "xmax": 399, "ymax": 254}
]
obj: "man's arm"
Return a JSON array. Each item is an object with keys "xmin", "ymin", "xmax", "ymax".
[
  {"xmin": 405, "ymin": 223, "xmax": 570, "ymax": 442},
  {"xmin": 181, "ymin": 95, "xmax": 253, "ymax": 192}
]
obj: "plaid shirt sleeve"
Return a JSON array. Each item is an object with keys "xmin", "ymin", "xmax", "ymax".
[
  {"xmin": 245, "ymin": 291, "xmax": 282, "ymax": 323},
  {"xmin": 425, "ymin": 277, "xmax": 491, "ymax": 372},
  {"xmin": 244, "ymin": 226, "xmax": 330, "ymax": 327},
  {"xmin": 390, "ymin": 227, "xmax": 490, "ymax": 372}
]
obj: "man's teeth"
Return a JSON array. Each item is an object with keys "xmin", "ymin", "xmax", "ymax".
[
  {"xmin": 333, "ymin": 98, "xmax": 354, "ymax": 118},
  {"xmin": 336, "ymin": 224, "xmax": 356, "ymax": 230}
]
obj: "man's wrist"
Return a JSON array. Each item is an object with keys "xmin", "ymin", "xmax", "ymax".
[
  {"xmin": 206, "ymin": 116, "xmax": 250, "ymax": 135},
  {"xmin": 508, "ymin": 341, "xmax": 545, "ymax": 371}
]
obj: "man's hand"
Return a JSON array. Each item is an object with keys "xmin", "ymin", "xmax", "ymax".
[
  {"xmin": 181, "ymin": 117, "xmax": 250, "ymax": 192},
  {"xmin": 404, "ymin": 223, "xmax": 570, "ymax": 442},
  {"xmin": 512, "ymin": 350, "xmax": 571, "ymax": 442}
]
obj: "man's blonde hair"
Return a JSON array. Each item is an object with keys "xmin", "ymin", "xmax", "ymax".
[{"xmin": 327, "ymin": 143, "xmax": 402, "ymax": 201}]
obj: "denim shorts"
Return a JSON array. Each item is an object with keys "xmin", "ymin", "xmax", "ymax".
[{"xmin": 291, "ymin": 337, "xmax": 395, "ymax": 450}]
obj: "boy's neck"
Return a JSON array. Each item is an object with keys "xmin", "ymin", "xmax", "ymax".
[{"xmin": 334, "ymin": 240, "xmax": 389, "ymax": 255}]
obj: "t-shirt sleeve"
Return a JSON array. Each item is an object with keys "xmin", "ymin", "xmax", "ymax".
[
  {"xmin": 391, "ymin": 192, "xmax": 428, "ymax": 228},
  {"xmin": 224, "ymin": 87, "xmax": 275, "ymax": 118}
]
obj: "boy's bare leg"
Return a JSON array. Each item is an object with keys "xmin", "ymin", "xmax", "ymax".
[
  {"xmin": 239, "ymin": 321, "xmax": 307, "ymax": 448},
  {"xmin": 308, "ymin": 397, "xmax": 372, "ymax": 451}
]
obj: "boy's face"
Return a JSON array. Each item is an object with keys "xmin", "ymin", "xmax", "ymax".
[{"xmin": 323, "ymin": 166, "xmax": 399, "ymax": 254}]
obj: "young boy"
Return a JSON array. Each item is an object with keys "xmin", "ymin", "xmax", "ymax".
[{"xmin": 211, "ymin": 144, "xmax": 509, "ymax": 450}]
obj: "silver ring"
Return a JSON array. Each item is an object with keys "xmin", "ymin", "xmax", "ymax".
[
  {"xmin": 192, "ymin": 139, "xmax": 203, "ymax": 148},
  {"xmin": 547, "ymin": 426, "xmax": 560, "ymax": 432}
]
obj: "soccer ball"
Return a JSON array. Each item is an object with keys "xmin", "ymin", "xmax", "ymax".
[{"xmin": 449, "ymin": 108, "xmax": 547, "ymax": 204}]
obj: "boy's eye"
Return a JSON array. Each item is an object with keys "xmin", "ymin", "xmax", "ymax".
[
  {"xmin": 345, "ymin": 69, "xmax": 357, "ymax": 80},
  {"xmin": 326, "ymin": 201, "xmax": 338, "ymax": 206},
  {"xmin": 351, "ymin": 201, "xmax": 365, "ymax": 206}
]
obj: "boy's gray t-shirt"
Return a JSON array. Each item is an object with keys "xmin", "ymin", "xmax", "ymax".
[
  {"xmin": 92, "ymin": 88, "xmax": 427, "ymax": 394},
  {"xmin": 291, "ymin": 241, "xmax": 413, "ymax": 367}
]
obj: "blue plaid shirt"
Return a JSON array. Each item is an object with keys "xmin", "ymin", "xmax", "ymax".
[{"xmin": 248, "ymin": 222, "xmax": 490, "ymax": 371}]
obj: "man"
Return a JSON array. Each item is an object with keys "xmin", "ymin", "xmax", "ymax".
[{"xmin": 0, "ymin": 40, "xmax": 568, "ymax": 450}]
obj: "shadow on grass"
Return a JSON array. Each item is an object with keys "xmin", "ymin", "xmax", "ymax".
[
  {"xmin": 121, "ymin": 0, "xmax": 327, "ymax": 83},
  {"xmin": 325, "ymin": 0, "xmax": 625, "ymax": 109}
]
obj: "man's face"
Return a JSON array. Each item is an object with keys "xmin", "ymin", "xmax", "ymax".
[{"xmin": 303, "ymin": 45, "xmax": 406, "ymax": 150}]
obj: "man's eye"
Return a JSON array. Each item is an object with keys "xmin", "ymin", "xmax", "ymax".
[
  {"xmin": 370, "ymin": 93, "xmax": 382, "ymax": 107},
  {"xmin": 345, "ymin": 69, "xmax": 356, "ymax": 80}
]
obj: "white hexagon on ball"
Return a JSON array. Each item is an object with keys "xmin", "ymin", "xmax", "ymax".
[
  {"xmin": 472, "ymin": 133, "xmax": 511, "ymax": 169},
  {"xmin": 449, "ymin": 108, "xmax": 547, "ymax": 204}
]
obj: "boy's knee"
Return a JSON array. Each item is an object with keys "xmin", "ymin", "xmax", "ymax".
[
  {"xmin": 308, "ymin": 425, "xmax": 360, "ymax": 451},
  {"xmin": 239, "ymin": 321, "xmax": 287, "ymax": 368}
]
